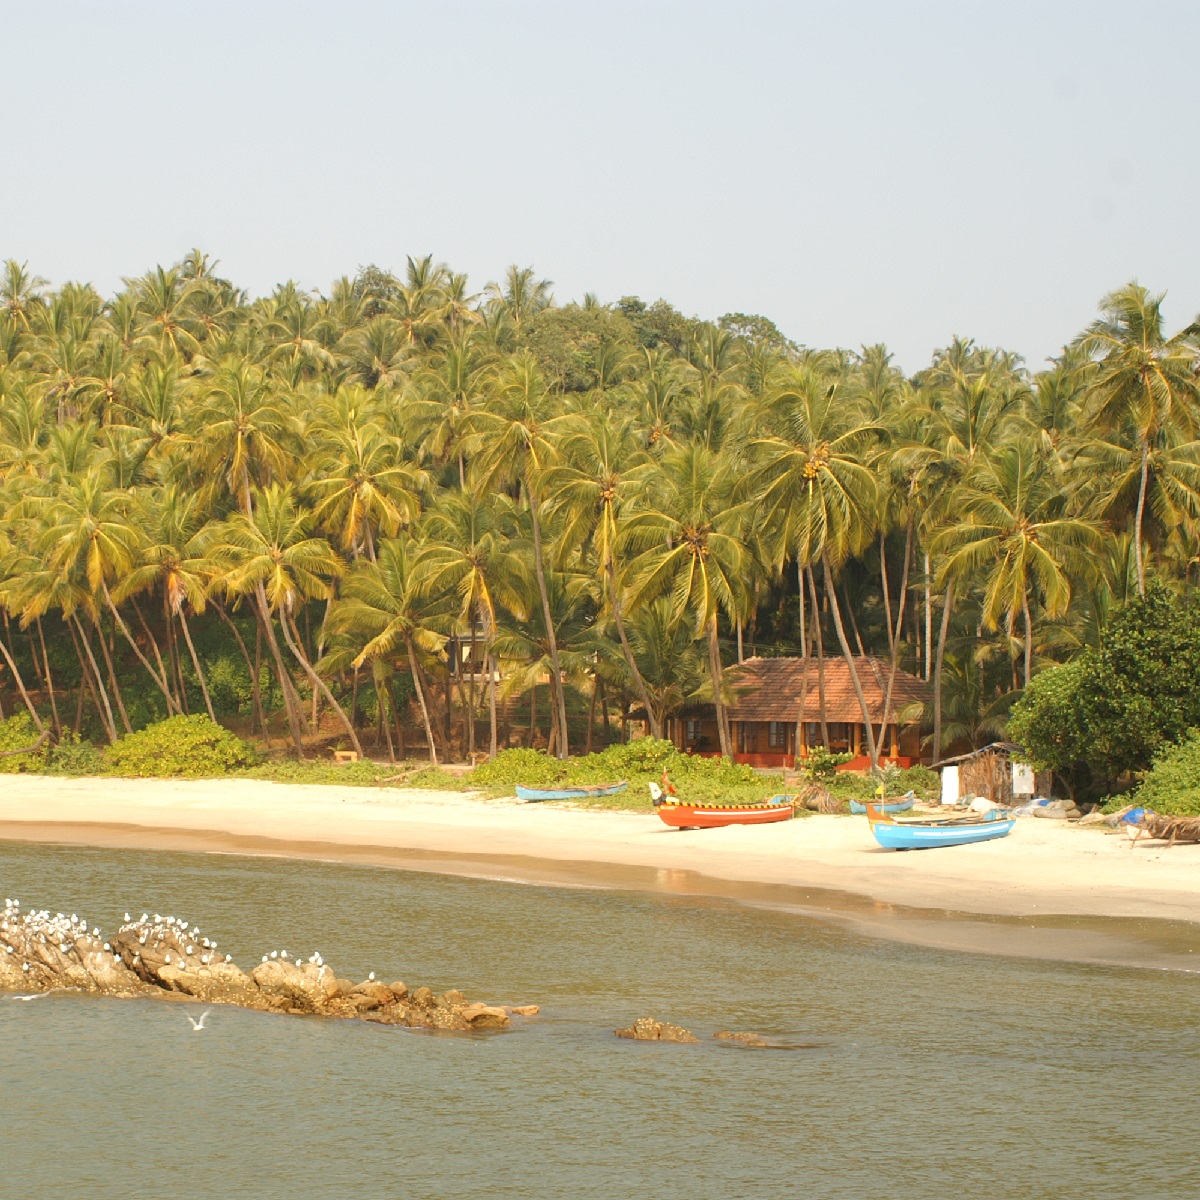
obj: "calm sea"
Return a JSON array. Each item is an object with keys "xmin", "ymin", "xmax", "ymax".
[{"xmin": 1, "ymin": 841, "xmax": 1196, "ymax": 1199}]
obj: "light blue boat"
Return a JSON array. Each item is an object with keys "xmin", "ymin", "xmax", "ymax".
[
  {"xmin": 849, "ymin": 797, "xmax": 914, "ymax": 815},
  {"xmin": 866, "ymin": 803, "xmax": 1014, "ymax": 850},
  {"xmin": 516, "ymin": 781, "xmax": 627, "ymax": 802}
]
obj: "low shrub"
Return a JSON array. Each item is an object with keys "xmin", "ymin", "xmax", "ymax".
[
  {"xmin": 105, "ymin": 715, "xmax": 258, "ymax": 778},
  {"xmin": 44, "ymin": 732, "xmax": 104, "ymax": 776},
  {"xmin": 0, "ymin": 713, "xmax": 45, "ymax": 773},
  {"xmin": 802, "ymin": 747, "xmax": 853, "ymax": 781},
  {"xmin": 894, "ymin": 765, "xmax": 939, "ymax": 800},
  {"xmin": 468, "ymin": 738, "xmax": 781, "ymax": 809},
  {"xmin": 1128, "ymin": 730, "xmax": 1200, "ymax": 816}
]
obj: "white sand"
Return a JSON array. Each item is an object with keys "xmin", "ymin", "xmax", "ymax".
[{"xmin": 1, "ymin": 775, "xmax": 1198, "ymax": 923}]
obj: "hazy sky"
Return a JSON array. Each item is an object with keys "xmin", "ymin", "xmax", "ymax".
[{"xmin": 4, "ymin": 1, "xmax": 1197, "ymax": 371}]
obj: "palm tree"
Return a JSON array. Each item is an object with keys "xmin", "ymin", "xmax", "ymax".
[
  {"xmin": 1076, "ymin": 283, "xmax": 1200, "ymax": 595},
  {"xmin": 214, "ymin": 484, "xmax": 360, "ymax": 757},
  {"xmin": 541, "ymin": 412, "xmax": 661, "ymax": 737},
  {"xmin": 622, "ymin": 443, "xmax": 746, "ymax": 759},
  {"xmin": 746, "ymin": 365, "xmax": 883, "ymax": 762},
  {"xmin": 933, "ymin": 447, "xmax": 1100, "ymax": 693},
  {"xmin": 466, "ymin": 352, "xmax": 572, "ymax": 756},
  {"xmin": 325, "ymin": 534, "xmax": 448, "ymax": 764}
]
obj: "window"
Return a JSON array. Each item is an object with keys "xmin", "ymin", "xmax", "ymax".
[
  {"xmin": 686, "ymin": 719, "xmax": 701, "ymax": 744},
  {"xmin": 768, "ymin": 721, "xmax": 786, "ymax": 749}
]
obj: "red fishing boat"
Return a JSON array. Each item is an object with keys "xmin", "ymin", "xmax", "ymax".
[{"xmin": 650, "ymin": 782, "xmax": 795, "ymax": 830}]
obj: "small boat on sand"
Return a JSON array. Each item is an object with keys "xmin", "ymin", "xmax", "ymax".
[
  {"xmin": 865, "ymin": 802, "xmax": 1015, "ymax": 850},
  {"xmin": 651, "ymin": 786, "xmax": 795, "ymax": 830},
  {"xmin": 517, "ymin": 781, "xmax": 627, "ymax": 802},
  {"xmin": 849, "ymin": 796, "xmax": 914, "ymax": 815}
]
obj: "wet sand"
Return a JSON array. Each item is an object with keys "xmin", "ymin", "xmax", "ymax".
[{"xmin": 2, "ymin": 776, "xmax": 1199, "ymax": 969}]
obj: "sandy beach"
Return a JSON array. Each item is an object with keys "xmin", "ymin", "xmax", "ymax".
[{"xmin": 2, "ymin": 775, "xmax": 1198, "ymax": 930}]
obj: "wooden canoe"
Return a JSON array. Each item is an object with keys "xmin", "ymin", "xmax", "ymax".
[
  {"xmin": 655, "ymin": 795, "xmax": 795, "ymax": 830},
  {"xmin": 517, "ymin": 781, "xmax": 627, "ymax": 802},
  {"xmin": 849, "ymin": 796, "xmax": 914, "ymax": 815},
  {"xmin": 865, "ymin": 802, "xmax": 1014, "ymax": 850}
]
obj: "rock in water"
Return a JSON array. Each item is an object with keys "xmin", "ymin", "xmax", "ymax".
[
  {"xmin": 712, "ymin": 1031, "xmax": 770, "ymax": 1047},
  {"xmin": 614, "ymin": 1017, "xmax": 698, "ymax": 1043},
  {"xmin": 0, "ymin": 903, "xmax": 513, "ymax": 1032}
]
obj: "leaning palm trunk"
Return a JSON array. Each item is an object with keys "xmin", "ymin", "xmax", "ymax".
[
  {"xmin": 879, "ymin": 519, "xmax": 914, "ymax": 762},
  {"xmin": 212, "ymin": 601, "xmax": 266, "ymax": 740},
  {"xmin": 0, "ymin": 634, "xmax": 46, "ymax": 735},
  {"xmin": 1134, "ymin": 438, "xmax": 1149, "ymax": 596},
  {"xmin": 823, "ymin": 555, "xmax": 878, "ymax": 765},
  {"xmin": 69, "ymin": 615, "xmax": 117, "ymax": 743},
  {"xmin": 527, "ymin": 485, "xmax": 569, "ymax": 758},
  {"xmin": 405, "ymin": 636, "xmax": 439, "ymax": 767},
  {"xmin": 1021, "ymin": 589, "xmax": 1033, "ymax": 689},
  {"xmin": 279, "ymin": 609, "xmax": 363, "ymax": 759},
  {"xmin": 931, "ymin": 582, "xmax": 954, "ymax": 762},
  {"xmin": 133, "ymin": 597, "xmax": 180, "ymax": 713},
  {"xmin": 102, "ymin": 583, "xmax": 180, "ymax": 716},
  {"xmin": 706, "ymin": 613, "xmax": 733, "ymax": 759},
  {"xmin": 255, "ymin": 584, "xmax": 306, "ymax": 756},
  {"xmin": 35, "ymin": 618, "xmax": 61, "ymax": 738},
  {"xmin": 177, "ymin": 609, "xmax": 217, "ymax": 723},
  {"xmin": 608, "ymin": 562, "xmax": 660, "ymax": 739},
  {"xmin": 806, "ymin": 567, "xmax": 829, "ymax": 747},
  {"xmin": 95, "ymin": 614, "xmax": 133, "ymax": 734}
]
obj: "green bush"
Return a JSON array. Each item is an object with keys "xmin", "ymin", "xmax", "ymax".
[
  {"xmin": 802, "ymin": 747, "xmax": 853, "ymax": 781},
  {"xmin": 105, "ymin": 715, "xmax": 258, "ymax": 778},
  {"xmin": 1128, "ymin": 730, "xmax": 1200, "ymax": 816},
  {"xmin": 0, "ymin": 713, "xmax": 45, "ymax": 773},
  {"xmin": 468, "ymin": 738, "xmax": 782, "ymax": 809},
  {"xmin": 44, "ymin": 732, "xmax": 104, "ymax": 776},
  {"xmin": 894, "ymin": 765, "xmax": 939, "ymax": 799}
]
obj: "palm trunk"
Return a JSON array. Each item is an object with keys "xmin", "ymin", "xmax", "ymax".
[
  {"xmin": 880, "ymin": 518, "xmax": 914, "ymax": 761},
  {"xmin": 178, "ymin": 610, "xmax": 216, "ymax": 722},
  {"xmin": 736, "ymin": 620, "xmax": 744, "ymax": 663},
  {"xmin": 823, "ymin": 554, "xmax": 877, "ymax": 765},
  {"xmin": 924, "ymin": 551, "xmax": 933, "ymax": 681},
  {"xmin": 806, "ymin": 567, "xmax": 829, "ymax": 747},
  {"xmin": 487, "ymin": 652, "xmax": 498, "ymax": 760},
  {"xmin": 132, "ymin": 596, "xmax": 177, "ymax": 712},
  {"xmin": 255, "ymin": 585, "xmax": 305, "ymax": 756},
  {"xmin": 466, "ymin": 621, "xmax": 478, "ymax": 758},
  {"xmin": 879, "ymin": 531, "xmax": 894, "ymax": 656},
  {"xmin": 528, "ymin": 484, "xmax": 568, "ymax": 758},
  {"xmin": 280, "ymin": 609, "xmax": 363, "ymax": 758},
  {"xmin": 608, "ymin": 562, "xmax": 660, "ymax": 739},
  {"xmin": 35, "ymin": 619, "xmax": 61, "ymax": 738},
  {"xmin": 405, "ymin": 637, "xmax": 439, "ymax": 766},
  {"xmin": 1021, "ymin": 589, "xmax": 1033, "ymax": 689},
  {"xmin": 794, "ymin": 654, "xmax": 810, "ymax": 770},
  {"xmin": 706, "ymin": 613, "xmax": 732, "ymax": 759},
  {"xmin": 103, "ymin": 583, "xmax": 179, "ymax": 715},
  {"xmin": 0, "ymin": 634, "xmax": 46, "ymax": 734},
  {"xmin": 797, "ymin": 557, "xmax": 808, "ymax": 660},
  {"xmin": 96, "ymin": 613, "xmax": 133, "ymax": 733},
  {"xmin": 931, "ymin": 582, "xmax": 954, "ymax": 763},
  {"xmin": 68, "ymin": 615, "xmax": 114, "ymax": 742},
  {"xmin": 1134, "ymin": 437, "xmax": 1149, "ymax": 596},
  {"xmin": 213, "ymin": 602, "xmax": 266, "ymax": 741}
]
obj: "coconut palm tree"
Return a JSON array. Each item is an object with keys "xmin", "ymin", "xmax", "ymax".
[{"xmin": 1076, "ymin": 283, "xmax": 1200, "ymax": 595}]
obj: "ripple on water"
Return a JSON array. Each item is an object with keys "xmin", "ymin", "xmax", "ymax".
[{"xmin": 1, "ymin": 840, "xmax": 1198, "ymax": 1200}]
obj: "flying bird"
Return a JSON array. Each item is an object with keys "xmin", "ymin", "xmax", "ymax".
[{"xmin": 186, "ymin": 1009, "xmax": 212, "ymax": 1031}]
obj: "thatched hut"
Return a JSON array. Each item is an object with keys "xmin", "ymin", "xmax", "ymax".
[{"xmin": 935, "ymin": 742, "xmax": 1047, "ymax": 806}]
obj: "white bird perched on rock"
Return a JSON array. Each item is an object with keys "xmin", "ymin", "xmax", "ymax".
[
  {"xmin": 261, "ymin": 955, "xmax": 268, "ymax": 962},
  {"xmin": 368, "ymin": 972, "xmax": 376, "ymax": 981},
  {"xmin": 186, "ymin": 1009, "xmax": 212, "ymax": 1031},
  {"xmin": 270, "ymin": 951, "xmax": 278, "ymax": 959}
]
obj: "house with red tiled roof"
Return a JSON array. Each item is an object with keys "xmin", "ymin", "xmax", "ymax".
[{"xmin": 663, "ymin": 655, "xmax": 931, "ymax": 770}]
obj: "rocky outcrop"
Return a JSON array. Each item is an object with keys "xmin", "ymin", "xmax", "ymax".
[
  {"xmin": 615, "ymin": 1016, "xmax": 698, "ymax": 1043},
  {"xmin": 0, "ymin": 900, "xmax": 513, "ymax": 1032}
]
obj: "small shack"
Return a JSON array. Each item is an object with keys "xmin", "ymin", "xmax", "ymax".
[{"xmin": 935, "ymin": 742, "xmax": 1045, "ymax": 807}]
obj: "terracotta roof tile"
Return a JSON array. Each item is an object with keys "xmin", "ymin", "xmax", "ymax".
[{"xmin": 724, "ymin": 656, "xmax": 930, "ymax": 724}]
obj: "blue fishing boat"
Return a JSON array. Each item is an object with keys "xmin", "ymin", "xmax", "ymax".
[
  {"xmin": 516, "ymin": 781, "xmax": 627, "ymax": 802},
  {"xmin": 849, "ymin": 796, "xmax": 914, "ymax": 815},
  {"xmin": 866, "ymin": 802, "xmax": 1014, "ymax": 850}
]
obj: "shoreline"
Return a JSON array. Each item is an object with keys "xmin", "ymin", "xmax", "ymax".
[{"xmin": 2, "ymin": 776, "xmax": 1199, "ymax": 971}]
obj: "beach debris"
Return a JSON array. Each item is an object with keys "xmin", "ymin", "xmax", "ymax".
[
  {"xmin": 799, "ymin": 785, "xmax": 846, "ymax": 814},
  {"xmin": 0, "ymin": 902, "xmax": 514, "ymax": 1032},
  {"xmin": 1126, "ymin": 812, "xmax": 1200, "ymax": 847},
  {"xmin": 615, "ymin": 1016, "xmax": 698, "ymax": 1044}
]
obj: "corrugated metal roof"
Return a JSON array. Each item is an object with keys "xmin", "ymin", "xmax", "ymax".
[{"xmin": 725, "ymin": 655, "xmax": 930, "ymax": 724}]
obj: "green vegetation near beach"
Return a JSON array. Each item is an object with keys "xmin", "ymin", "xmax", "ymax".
[{"xmin": 0, "ymin": 256, "xmax": 1198, "ymax": 794}]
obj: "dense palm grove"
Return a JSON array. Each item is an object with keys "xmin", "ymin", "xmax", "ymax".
[{"xmin": 0, "ymin": 251, "xmax": 1196, "ymax": 766}]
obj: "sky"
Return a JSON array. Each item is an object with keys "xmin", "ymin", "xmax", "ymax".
[{"xmin": 2, "ymin": 1, "xmax": 1198, "ymax": 372}]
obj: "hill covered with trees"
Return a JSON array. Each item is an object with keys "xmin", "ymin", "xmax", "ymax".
[{"xmin": 0, "ymin": 252, "xmax": 1196, "ymax": 767}]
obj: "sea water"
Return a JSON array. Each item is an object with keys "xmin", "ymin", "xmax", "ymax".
[{"xmin": 0, "ymin": 841, "xmax": 1196, "ymax": 1199}]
